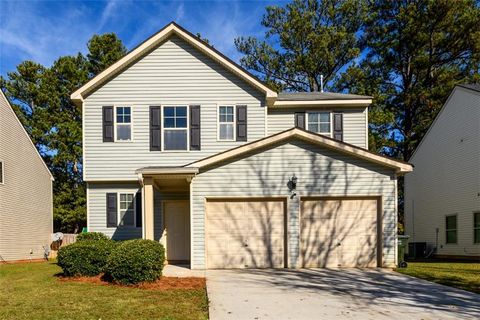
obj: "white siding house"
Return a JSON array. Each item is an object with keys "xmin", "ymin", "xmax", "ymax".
[
  {"xmin": 405, "ymin": 85, "xmax": 480, "ymax": 259},
  {"xmin": 0, "ymin": 91, "xmax": 54, "ymax": 262},
  {"xmin": 73, "ymin": 22, "xmax": 412, "ymax": 269}
]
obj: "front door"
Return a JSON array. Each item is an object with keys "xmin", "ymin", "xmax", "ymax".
[{"xmin": 164, "ymin": 201, "xmax": 190, "ymax": 262}]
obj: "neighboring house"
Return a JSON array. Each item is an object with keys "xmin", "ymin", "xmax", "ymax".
[
  {"xmin": 405, "ymin": 84, "xmax": 480, "ymax": 259},
  {"xmin": 0, "ymin": 90, "xmax": 54, "ymax": 262},
  {"xmin": 71, "ymin": 22, "xmax": 412, "ymax": 269}
]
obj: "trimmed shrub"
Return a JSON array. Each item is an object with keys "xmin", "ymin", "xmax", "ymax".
[
  {"xmin": 76, "ymin": 232, "xmax": 110, "ymax": 242},
  {"xmin": 105, "ymin": 239, "xmax": 165, "ymax": 284},
  {"xmin": 57, "ymin": 240, "xmax": 116, "ymax": 277}
]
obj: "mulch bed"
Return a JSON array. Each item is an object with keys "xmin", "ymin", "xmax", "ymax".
[{"xmin": 58, "ymin": 274, "xmax": 205, "ymax": 290}]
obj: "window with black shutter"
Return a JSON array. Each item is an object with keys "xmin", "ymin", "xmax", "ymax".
[
  {"xmin": 190, "ymin": 105, "xmax": 201, "ymax": 150},
  {"xmin": 294, "ymin": 112, "xmax": 306, "ymax": 129},
  {"xmin": 106, "ymin": 193, "xmax": 117, "ymax": 227},
  {"xmin": 236, "ymin": 105, "xmax": 247, "ymax": 141},
  {"xmin": 102, "ymin": 106, "xmax": 114, "ymax": 142},
  {"xmin": 150, "ymin": 106, "xmax": 161, "ymax": 151},
  {"xmin": 136, "ymin": 191, "xmax": 142, "ymax": 228},
  {"xmin": 333, "ymin": 112, "xmax": 343, "ymax": 141}
]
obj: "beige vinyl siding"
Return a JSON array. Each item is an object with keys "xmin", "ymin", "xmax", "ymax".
[
  {"xmin": 0, "ymin": 93, "xmax": 53, "ymax": 261},
  {"xmin": 267, "ymin": 107, "xmax": 368, "ymax": 149},
  {"xmin": 87, "ymin": 182, "xmax": 188, "ymax": 241},
  {"xmin": 405, "ymin": 87, "xmax": 480, "ymax": 257},
  {"xmin": 190, "ymin": 139, "xmax": 397, "ymax": 269},
  {"xmin": 83, "ymin": 35, "xmax": 265, "ymax": 181}
]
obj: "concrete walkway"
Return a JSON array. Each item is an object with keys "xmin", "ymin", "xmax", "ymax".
[
  {"xmin": 206, "ymin": 268, "xmax": 480, "ymax": 320},
  {"xmin": 163, "ymin": 264, "xmax": 205, "ymax": 278}
]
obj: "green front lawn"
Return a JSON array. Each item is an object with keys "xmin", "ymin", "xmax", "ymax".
[
  {"xmin": 396, "ymin": 261, "xmax": 480, "ymax": 294},
  {"xmin": 0, "ymin": 262, "xmax": 208, "ymax": 320}
]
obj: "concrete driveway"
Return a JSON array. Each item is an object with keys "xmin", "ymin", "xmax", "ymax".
[{"xmin": 206, "ymin": 268, "xmax": 480, "ymax": 320}]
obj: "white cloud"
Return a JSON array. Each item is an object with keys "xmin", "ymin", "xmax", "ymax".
[
  {"xmin": 98, "ymin": 0, "xmax": 120, "ymax": 31},
  {"xmin": 195, "ymin": 1, "xmax": 268, "ymax": 62},
  {"xmin": 175, "ymin": 2, "xmax": 185, "ymax": 22}
]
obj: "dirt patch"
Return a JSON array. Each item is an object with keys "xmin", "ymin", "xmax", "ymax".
[
  {"xmin": 0, "ymin": 259, "xmax": 47, "ymax": 264},
  {"xmin": 58, "ymin": 274, "xmax": 205, "ymax": 290}
]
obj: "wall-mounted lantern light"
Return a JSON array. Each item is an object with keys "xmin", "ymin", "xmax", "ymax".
[{"xmin": 287, "ymin": 174, "xmax": 297, "ymax": 197}]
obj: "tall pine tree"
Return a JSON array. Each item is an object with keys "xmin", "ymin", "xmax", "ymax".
[
  {"xmin": 1, "ymin": 33, "xmax": 126, "ymax": 232},
  {"xmin": 235, "ymin": 0, "xmax": 366, "ymax": 92},
  {"xmin": 338, "ymin": 0, "xmax": 480, "ymax": 159}
]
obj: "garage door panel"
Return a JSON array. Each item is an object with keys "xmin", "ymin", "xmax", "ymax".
[
  {"xmin": 301, "ymin": 198, "xmax": 378, "ymax": 268},
  {"xmin": 301, "ymin": 249, "xmax": 341, "ymax": 268},
  {"xmin": 206, "ymin": 199, "xmax": 285, "ymax": 269}
]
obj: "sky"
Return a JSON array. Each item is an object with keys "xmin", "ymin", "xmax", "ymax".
[{"xmin": 0, "ymin": 0, "xmax": 287, "ymax": 77}]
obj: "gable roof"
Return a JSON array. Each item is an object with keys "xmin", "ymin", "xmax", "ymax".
[
  {"xmin": 457, "ymin": 83, "xmax": 480, "ymax": 93},
  {"xmin": 186, "ymin": 128, "xmax": 413, "ymax": 174},
  {"xmin": 0, "ymin": 90, "xmax": 54, "ymax": 181},
  {"xmin": 409, "ymin": 84, "xmax": 480, "ymax": 162},
  {"xmin": 70, "ymin": 22, "xmax": 277, "ymax": 104}
]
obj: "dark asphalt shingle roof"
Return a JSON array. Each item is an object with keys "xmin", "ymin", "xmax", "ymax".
[
  {"xmin": 458, "ymin": 84, "xmax": 480, "ymax": 92},
  {"xmin": 277, "ymin": 91, "xmax": 372, "ymax": 101}
]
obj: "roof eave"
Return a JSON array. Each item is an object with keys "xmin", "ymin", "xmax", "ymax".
[
  {"xmin": 272, "ymin": 99, "xmax": 372, "ymax": 107},
  {"xmin": 135, "ymin": 167, "xmax": 199, "ymax": 175}
]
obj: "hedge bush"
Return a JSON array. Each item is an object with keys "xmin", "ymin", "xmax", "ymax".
[
  {"xmin": 76, "ymin": 232, "xmax": 110, "ymax": 242},
  {"xmin": 105, "ymin": 239, "xmax": 165, "ymax": 284},
  {"xmin": 57, "ymin": 240, "xmax": 116, "ymax": 277}
]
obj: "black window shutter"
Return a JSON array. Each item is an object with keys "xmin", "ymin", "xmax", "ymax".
[
  {"xmin": 294, "ymin": 112, "xmax": 306, "ymax": 129},
  {"xmin": 102, "ymin": 106, "xmax": 114, "ymax": 142},
  {"xmin": 333, "ymin": 113, "xmax": 343, "ymax": 141},
  {"xmin": 236, "ymin": 105, "xmax": 247, "ymax": 141},
  {"xmin": 135, "ymin": 191, "xmax": 142, "ymax": 228},
  {"xmin": 150, "ymin": 106, "xmax": 161, "ymax": 151},
  {"xmin": 190, "ymin": 105, "xmax": 201, "ymax": 150},
  {"xmin": 106, "ymin": 193, "xmax": 117, "ymax": 227}
]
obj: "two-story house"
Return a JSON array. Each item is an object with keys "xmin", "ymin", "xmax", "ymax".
[
  {"xmin": 405, "ymin": 84, "xmax": 480, "ymax": 259},
  {"xmin": 71, "ymin": 22, "xmax": 412, "ymax": 269}
]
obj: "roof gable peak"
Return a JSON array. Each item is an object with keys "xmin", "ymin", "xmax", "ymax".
[{"xmin": 70, "ymin": 22, "xmax": 277, "ymax": 103}]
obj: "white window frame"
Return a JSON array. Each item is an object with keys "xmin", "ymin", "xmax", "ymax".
[
  {"xmin": 217, "ymin": 105, "xmax": 236, "ymax": 141},
  {"xmin": 114, "ymin": 106, "xmax": 133, "ymax": 142},
  {"xmin": 306, "ymin": 111, "xmax": 332, "ymax": 136},
  {"xmin": 0, "ymin": 160, "xmax": 4, "ymax": 185},
  {"xmin": 118, "ymin": 192, "xmax": 136, "ymax": 228},
  {"xmin": 161, "ymin": 105, "xmax": 189, "ymax": 152}
]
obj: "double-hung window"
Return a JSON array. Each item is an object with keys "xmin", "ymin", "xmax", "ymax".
[
  {"xmin": 116, "ymin": 107, "xmax": 132, "ymax": 141},
  {"xmin": 218, "ymin": 106, "xmax": 235, "ymax": 140},
  {"xmin": 474, "ymin": 212, "xmax": 480, "ymax": 244},
  {"xmin": 307, "ymin": 112, "xmax": 331, "ymax": 135},
  {"xmin": 445, "ymin": 215, "xmax": 457, "ymax": 244},
  {"xmin": 163, "ymin": 106, "xmax": 188, "ymax": 150},
  {"xmin": 119, "ymin": 193, "xmax": 135, "ymax": 226}
]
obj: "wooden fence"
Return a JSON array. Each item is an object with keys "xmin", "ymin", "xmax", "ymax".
[{"xmin": 49, "ymin": 233, "xmax": 77, "ymax": 259}]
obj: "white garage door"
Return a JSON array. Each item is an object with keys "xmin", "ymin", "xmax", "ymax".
[
  {"xmin": 206, "ymin": 199, "xmax": 285, "ymax": 268},
  {"xmin": 300, "ymin": 198, "xmax": 379, "ymax": 268}
]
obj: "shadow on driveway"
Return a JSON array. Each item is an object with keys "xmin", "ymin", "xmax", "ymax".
[{"xmin": 207, "ymin": 268, "xmax": 480, "ymax": 320}]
